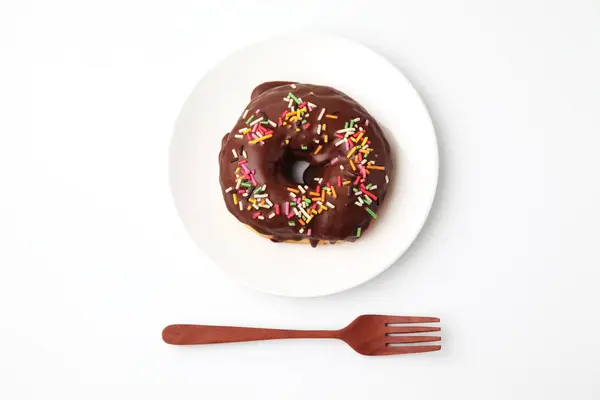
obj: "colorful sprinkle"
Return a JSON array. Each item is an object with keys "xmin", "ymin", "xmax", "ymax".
[
  {"xmin": 356, "ymin": 227, "xmax": 362, "ymax": 237},
  {"xmin": 365, "ymin": 207, "xmax": 377, "ymax": 218}
]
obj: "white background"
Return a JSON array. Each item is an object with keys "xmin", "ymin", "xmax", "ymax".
[{"xmin": 1, "ymin": 0, "xmax": 599, "ymax": 399}]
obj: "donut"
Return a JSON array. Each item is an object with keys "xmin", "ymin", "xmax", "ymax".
[{"xmin": 218, "ymin": 82, "xmax": 393, "ymax": 247}]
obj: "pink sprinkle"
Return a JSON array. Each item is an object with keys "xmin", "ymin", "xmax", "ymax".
[
  {"xmin": 251, "ymin": 176, "xmax": 257, "ymax": 186},
  {"xmin": 330, "ymin": 157, "xmax": 339, "ymax": 165},
  {"xmin": 348, "ymin": 139, "xmax": 354, "ymax": 147},
  {"xmin": 316, "ymin": 186, "xmax": 321, "ymax": 193},
  {"xmin": 307, "ymin": 105, "xmax": 313, "ymax": 112},
  {"xmin": 252, "ymin": 212, "xmax": 261, "ymax": 219},
  {"xmin": 237, "ymin": 189, "xmax": 245, "ymax": 194},
  {"xmin": 252, "ymin": 124, "xmax": 259, "ymax": 133},
  {"xmin": 238, "ymin": 159, "xmax": 248, "ymax": 165},
  {"xmin": 287, "ymin": 212, "xmax": 295, "ymax": 219},
  {"xmin": 299, "ymin": 102, "xmax": 307, "ymax": 108},
  {"xmin": 312, "ymin": 203, "xmax": 318, "ymax": 210},
  {"xmin": 337, "ymin": 176, "xmax": 342, "ymax": 187},
  {"xmin": 275, "ymin": 204, "xmax": 280, "ymax": 215},
  {"xmin": 307, "ymin": 229, "xmax": 312, "ymax": 236},
  {"xmin": 255, "ymin": 109, "xmax": 260, "ymax": 114},
  {"xmin": 326, "ymin": 182, "xmax": 331, "ymax": 188},
  {"xmin": 354, "ymin": 176, "xmax": 361, "ymax": 185},
  {"xmin": 241, "ymin": 164, "xmax": 250, "ymax": 173},
  {"xmin": 281, "ymin": 110, "xmax": 288, "ymax": 118},
  {"xmin": 258, "ymin": 125, "xmax": 267, "ymax": 133},
  {"xmin": 264, "ymin": 130, "xmax": 273, "ymax": 135},
  {"xmin": 285, "ymin": 202, "xmax": 290, "ymax": 216},
  {"xmin": 278, "ymin": 117, "xmax": 283, "ymax": 126},
  {"xmin": 358, "ymin": 153, "xmax": 363, "ymax": 162},
  {"xmin": 335, "ymin": 134, "xmax": 344, "ymax": 139},
  {"xmin": 303, "ymin": 123, "xmax": 310, "ymax": 130},
  {"xmin": 345, "ymin": 141, "xmax": 350, "ymax": 151},
  {"xmin": 365, "ymin": 120, "xmax": 369, "ymax": 126}
]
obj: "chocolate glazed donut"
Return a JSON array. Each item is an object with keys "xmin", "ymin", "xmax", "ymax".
[{"xmin": 219, "ymin": 82, "xmax": 393, "ymax": 247}]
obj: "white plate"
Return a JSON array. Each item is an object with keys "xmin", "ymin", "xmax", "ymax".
[{"xmin": 170, "ymin": 34, "xmax": 438, "ymax": 297}]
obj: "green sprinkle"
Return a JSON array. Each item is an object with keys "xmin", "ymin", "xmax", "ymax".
[
  {"xmin": 356, "ymin": 227, "xmax": 362, "ymax": 238},
  {"xmin": 288, "ymin": 92, "xmax": 301, "ymax": 105},
  {"xmin": 301, "ymin": 145, "xmax": 308, "ymax": 150},
  {"xmin": 352, "ymin": 188, "xmax": 359, "ymax": 193},
  {"xmin": 261, "ymin": 121, "xmax": 269, "ymax": 125},
  {"xmin": 349, "ymin": 119, "xmax": 355, "ymax": 128},
  {"xmin": 366, "ymin": 207, "xmax": 377, "ymax": 219},
  {"xmin": 302, "ymin": 120, "xmax": 307, "ymax": 125},
  {"xmin": 246, "ymin": 115, "xmax": 255, "ymax": 124},
  {"xmin": 253, "ymin": 186, "xmax": 263, "ymax": 194},
  {"xmin": 344, "ymin": 121, "xmax": 349, "ymax": 129},
  {"xmin": 288, "ymin": 221, "xmax": 296, "ymax": 226},
  {"xmin": 290, "ymin": 202, "xmax": 297, "ymax": 206},
  {"xmin": 366, "ymin": 183, "xmax": 373, "ymax": 190},
  {"xmin": 241, "ymin": 182, "xmax": 251, "ymax": 188},
  {"xmin": 363, "ymin": 196, "xmax": 372, "ymax": 205}
]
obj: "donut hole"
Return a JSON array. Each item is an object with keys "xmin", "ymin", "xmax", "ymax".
[
  {"xmin": 280, "ymin": 150, "xmax": 325, "ymax": 187},
  {"xmin": 290, "ymin": 160, "xmax": 311, "ymax": 184}
]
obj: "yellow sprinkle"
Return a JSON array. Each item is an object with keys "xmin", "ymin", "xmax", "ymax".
[
  {"xmin": 249, "ymin": 134, "xmax": 273, "ymax": 144},
  {"xmin": 349, "ymin": 159, "xmax": 356, "ymax": 171},
  {"xmin": 296, "ymin": 128, "xmax": 301, "ymax": 132},
  {"xmin": 311, "ymin": 197, "xmax": 321, "ymax": 202},
  {"xmin": 247, "ymin": 205, "xmax": 252, "ymax": 211},
  {"xmin": 233, "ymin": 194, "xmax": 238, "ymax": 205},
  {"xmin": 287, "ymin": 187, "xmax": 300, "ymax": 193},
  {"xmin": 354, "ymin": 132, "xmax": 364, "ymax": 143},
  {"xmin": 359, "ymin": 149, "xmax": 370, "ymax": 154},
  {"xmin": 311, "ymin": 209, "xmax": 318, "ymax": 215},
  {"xmin": 283, "ymin": 122, "xmax": 288, "ymax": 126},
  {"xmin": 343, "ymin": 180, "xmax": 351, "ymax": 186},
  {"xmin": 248, "ymin": 198, "xmax": 256, "ymax": 204},
  {"xmin": 325, "ymin": 114, "xmax": 338, "ymax": 119},
  {"xmin": 321, "ymin": 191, "xmax": 326, "ymax": 202},
  {"xmin": 331, "ymin": 187, "xmax": 337, "ymax": 198},
  {"xmin": 306, "ymin": 215, "xmax": 313, "ymax": 223},
  {"xmin": 314, "ymin": 145, "xmax": 323, "ymax": 155},
  {"xmin": 321, "ymin": 206, "xmax": 328, "ymax": 211},
  {"xmin": 367, "ymin": 165, "xmax": 385, "ymax": 170},
  {"xmin": 361, "ymin": 137, "xmax": 368, "ymax": 146},
  {"xmin": 347, "ymin": 146, "xmax": 358, "ymax": 158},
  {"xmin": 324, "ymin": 135, "xmax": 328, "ymax": 143},
  {"xmin": 285, "ymin": 139, "xmax": 290, "ymax": 144},
  {"xmin": 234, "ymin": 167, "xmax": 240, "ymax": 174},
  {"xmin": 322, "ymin": 124, "xmax": 326, "ymax": 131}
]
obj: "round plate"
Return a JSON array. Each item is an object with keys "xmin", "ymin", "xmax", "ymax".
[{"xmin": 170, "ymin": 34, "xmax": 438, "ymax": 297}]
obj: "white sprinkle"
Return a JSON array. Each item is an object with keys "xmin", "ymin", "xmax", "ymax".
[
  {"xmin": 385, "ymin": 175, "xmax": 389, "ymax": 183},
  {"xmin": 268, "ymin": 120, "xmax": 277, "ymax": 127},
  {"xmin": 304, "ymin": 185, "xmax": 309, "ymax": 189},
  {"xmin": 292, "ymin": 207, "xmax": 299, "ymax": 216},
  {"xmin": 339, "ymin": 165, "xmax": 344, "ymax": 170},
  {"xmin": 370, "ymin": 185, "xmax": 378, "ymax": 190},
  {"xmin": 337, "ymin": 128, "xmax": 356, "ymax": 134},
  {"xmin": 289, "ymin": 192, "xmax": 297, "ymax": 198},
  {"xmin": 298, "ymin": 185, "xmax": 306, "ymax": 194},
  {"xmin": 326, "ymin": 202, "xmax": 336, "ymax": 209},
  {"xmin": 317, "ymin": 124, "xmax": 322, "ymax": 135},
  {"xmin": 258, "ymin": 216, "xmax": 265, "ymax": 220},
  {"xmin": 234, "ymin": 134, "xmax": 243, "ymax": 139},
  {"xmin": 300, "ymin": 208, "xmax": 310, "ymax": 220},
  {"xmin": 235, "ymin": 180, "xmax": 241, "ymax": 189},
  {"xmin": 225, "ymin": 187, "xmax": 233, "ymax": 193},
  {"xmin": 239, "ymin": 201, "xmax": 243, "ymax": 210},
  {"xmin": 238, "ymin": 127, "xmax": 248, "ymax": 133},
  {"xmin": 232, "ymin": 149, "xmax": 238, "ymax": 158},
  {"xmin": 361, "ymin": 159, "xmax": 368, "ymax": 165},
  {"xmin": 308, "ymin": 102, "xmax": 317, "ymax": 108},
  {"xmin": 249, "ymin": 117, "xmax": 263, "ymax": 126},
  {"xmin": 254, "ymin": 194, "xmax": 268, "ymax": 198},
  {"xmin": 256, "ymin": 131, "xmax": 263, "ymax": 138},
  {"xmin": 353, "ymin": 117, "xmax": 361, "ymax": 122},
  {"xmin": 317, "ymin": 108, "xmax": 326, "ymax": 120},
  {"xmin": 242, "ymin": 192, "xmax": 248, "ymax": 197},
  {"xmin": 269, "ymin": 212, "xmax": 276, "ymax": 219},
  {"xmin": 288, "ymin": 99, "xmax": 293, "ymax": 108},
  {"xmin": 283, "ymin": 97, "xmax": 290, "ymax": 102},
  {"xmin": 242, "ymin": 151, "xmax": 247, "ymax": 158},
  {"xmin": 242, "ymin": 109, "xmax": 249, "ymax": 119},
  {"xmin": 358, "ymin": 197, "xmax": 364, "ymax": 205},
  {"xmin": 314, "ymin": 177, "xmax": 320, "ymax": 181},
  {"xmin": 318, "ymin": 178, "xmax": 323, "ymax": 184},
  {"xmin": 314, "ymin": 139, "xmax": 320, "ymax": 144},
  {"xmin": 354, "ymin": 201, "xmax": 362, "ymax": 206},
  {"xmin": 266, "ymin": 198, "xmax": 273, "ymax": 207},
  {"xmin": 299, "ymin": 228, "xmax": 305, "ymax": 234},
  {"xmin": 335, "ymin": 139, "xmax": 345, "ymax": 147},
  {"xmin": 252, "ymin": 203, "xmax": 260, "ymax": 210},
  {"xmin": 317, "ymin": 201, "xmax": 323, "ymax": 206},
  {"xmin": 298, "ymin": 97, "xmax": 303, "ymax": 103},
  {"xmin": 330, "ymin": 157, "xmax": 339, "ymax": 165},
  {"xmin": 291, "ymin": 84, "xmax": 297, "ymax": 89}
]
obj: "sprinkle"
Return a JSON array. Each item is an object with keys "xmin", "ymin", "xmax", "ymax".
[
  {"xmin": 361, "ymin": 137, "xmax": 368, "ymax": 147},
  {"xmin": 335, "ymin": 139, "xmax": 345, "ymax": 147},
  {"xmin": 325, "ymin": 114, "xmax": 338, "ymax": 119},
  {"xmin": 288, "ymin": 92, "xmax": 301, "ymax": 105},
  {"xmin": 361, "ymin": 189, "xmax": 378, "ymax": 200},
  {"xmin": 242, "ymin": 150, "xmax": 247, "ymax": 158},
  {"xmin": 239, "ymin": 201, "xmax": 243, "ymax": 210},
  {"xmin": 301, "ymin": 145, "xmax": 308, "ymax": 150},
  {"xmin": 324, "ymin": 135, "xmax": 328, "ymax": 143},
  {"xmin": 326, "ymin": 201, "xmax": 336, "ymax": 209},
  {"xmin": 337, "ymin": 128, "xmax": 356, "ymax": 134},
  {"xmin": 248, "ymin": 134, "xmax": 273, "ymax": 144},
  {"xmin": 365, "ymin": 119, "xmax": 369, "ymax": 126},
  {"xmin": 232, "ymin": 149, "xmax": 238, "ymax": 158},
  {"xmin": 291, "ymin": 84, "xmax": 297, "ymax": 89},
  {"xmin": 268, "ymin": 212, "xmax": 276, "ymax": 219},
  {"xmin": 347, "ymin": 146, "xmax": 358, "ymax": 158},
  {"xmin": 317, "ymin": 124, "xmax": 322, "ymax": 135},
  {"xmin": 356, "ymin": 227, "xmax": 362, "ymax": 237},
  {"xmin": 232, "ymin": 193, "xmax": 238, "ymax": 205},
  {"xmin": 303, "ymin": 122, "xmax": 311, "ymax": 130},
  {"xmin": 314, "ymin": 145, "xmax": 323, "ymax": 155},
  {"xmin": 246, "ymin": 115, "xmax": 255, "ymax": 124},
  {"xmin": 363, "ymin": 196, "xmax": 372, "ymax": 205},
  {"xmin": 298, "ymin": 219, "xmax": 306, "ymax": 226},
  {"xmin": 288, "ymin": 221, "xmax": 296, "ymax": 226},
  {"xmin": 298, "ymin": 185, "xmax": 306, "ymax": 194},
  {"xmin": 349, "ymin": 119, "xmax": 355, "ymax": 128},
  {"xmin": 249, "ymin": 117, "xmax": 264, "ymax": 126},
  {"xmin": 258, "ymin": 215, "xmax": 265, "ymax": 220},
  {"xmin": 331, "ymin": 187, "xmax": 337, "ymax": 198},
  {"xmin": 242, "ymin": 109, "xmax": 249, "ymax": 119},
  {"xmin": 340, "ymin": 165, "xmax": 345, "ymax": 170},
  {"xmin": 365, "ymin": 207, "xmax": 377, "ymax": 218},
  {"xmin": 337, "ymin": 176, "xmax": 342, "ymax": 187},
  {"xmin": 343, "ymin": 180, "xmax": 351, "ymax": 186},
  {"xmin": 367, "ymin": 165, "xmax": 385, "ymax": 170},
  {"xmin": 317, "ymin": 108, "xmax": 326, "ymax": 120},
  {"xmin": 285, "ymin": 202, "xmax": 290, "ymax": 215},
  {"xmin": 254, "ymin": 193, "xmax": 268, "ymax": 198},
  {"xmin": 307, "ymin": 229, "xmax": 312, "ymax": 236},
  {"xmin": 299, "ymin": 228, "xmax": 305, "ymax": 234},
  {"xmin": 289, "ymin": 192, "xmax": 297, "ymax": 198},
  {"xmin": 385, "ymin": 175, "xmax": 389, "ymax": 183},
  {"xmin": 234, "ymin": 134, "xmax": 243, "ymax": 139},
  {"xmin": 354, "ymin": 201, "xmax": 362, "ymax": 206},
  {"xmin": 225, "ymin": 187, "xmax": 233, "ymax": 193},
  {"xmin": 366, "ymin": 183, "xmax": 373, "ymax": 190},
  {"xmin": 349, "ymin": 159, "xmax": 356, "ymax": 171}
]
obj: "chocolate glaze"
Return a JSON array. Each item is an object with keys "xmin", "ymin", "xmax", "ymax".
[{"xmin": 219, "ymin": 82, "xmax": 393, "ymax": 247}]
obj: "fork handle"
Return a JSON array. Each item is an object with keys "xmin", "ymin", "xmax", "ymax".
[{"xmin": 162, "ymin": 324, "xmax": 338, "ymax": 345}]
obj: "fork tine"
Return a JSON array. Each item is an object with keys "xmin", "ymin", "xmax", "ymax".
[
  {"xmin": 386, "ymin": 335, "xmax": 441, "ymax": 344},
  {"xmin": 387, "ymin": 326, "xmax": 441, "ymax": 334},
  {"xmin": 382, "ymin": 316, "xmax": 440, "ymax": 324},
  {"xmin": 375, "ymin": 345, "xmax": 441, "ymax": 356}
]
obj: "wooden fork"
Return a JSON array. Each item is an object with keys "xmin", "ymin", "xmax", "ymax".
[{"xmin": 162, "ymin": 315, "xmax": 441, "ymax": 356}]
